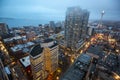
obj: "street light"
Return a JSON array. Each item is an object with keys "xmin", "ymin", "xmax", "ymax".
[
  {"xmin": 57, "ymin": 69, "xmax": 61, "ymax": 73},
  {"xmin": 116, "ymin": 49, "xmax": 119, "ymax": 53},
  {"xmin": 56, "ymin": 76, "xmax": 59, "ymax": 80}
]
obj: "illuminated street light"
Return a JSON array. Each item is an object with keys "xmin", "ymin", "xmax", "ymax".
[
  {"xmin": 80, "ymin": 50, "xmax": 83, "ymax": 54},
  {"xmin": 71, "ymin": 58, "xmax": 74, "ymax": 63},
  {"xmin": 116, "ymin": 49, "xmax": 119, "ymax": 53},
  {"xmin": 56, "ymin": 76, "xmax": 59, "ymax": 80},
  {"xmin": 57, "ymin": 69, "xmax": 61, "ymax": 73}
]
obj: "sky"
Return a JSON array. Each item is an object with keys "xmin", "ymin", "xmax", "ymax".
[{"xmin": 0, "ymin": 0, "xmax": 120, "ymax": 21}]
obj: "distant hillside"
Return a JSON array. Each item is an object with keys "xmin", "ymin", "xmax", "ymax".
[{"xmin": 93, "ymin": 20, "xmax": 120, "ymax": 27}]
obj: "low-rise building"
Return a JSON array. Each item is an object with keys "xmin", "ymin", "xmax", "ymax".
[{"xmin": 60, "ymin": 54, "xmax": 92, "ymax": 80}]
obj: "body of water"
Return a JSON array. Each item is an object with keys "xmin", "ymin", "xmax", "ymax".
[{"xmin": 0, "ymin": 18, "xmax": 49, "ymax": 28}]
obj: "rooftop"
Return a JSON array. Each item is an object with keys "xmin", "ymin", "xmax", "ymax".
[
  {"xmin": 61, "ymin": 54, "xmax": 91, "ymax": 80},
  {"xmin": 62, "ymin": 69, "xmax": 85, "ymax": 80},
  {"xmin": 4, "ymin": 36, "xmax": 26, "ymax": 42},
  {"xmin": 49, "ymin": 42, "xmax": 58, "ymax": 48},
  {"xmin": 87, "ymin": 45, "xmax": 105, "ymax": 58},
  {"xmin": 19, "ymin": 56, "xmax": 30, "ymax": 68},
  {"xmin": 43, "ymin": 38, "xmax": 53, "ymax": 43},
  {"xmin": 78, "ymin": 54, "xmax": 92, "ymax": 65},
  {"xmin": 30, "ymin": 44, "xmax": 43, "ymax": 57},
  {"xmin": 4, "ymin": 67, "xmax": 11, "ymax": 74},
  {"xmin": 11, "ymin": 42, "xmax": 35, "ymax": 52}
]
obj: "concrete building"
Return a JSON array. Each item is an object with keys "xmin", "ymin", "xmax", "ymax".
[
  {"xmin": 30, "ymin": 39, "xmax": 58, "ymax": 80},
  {"xmin": 0, "ymin": 23, "xmax": 9, "ymax": 36},
  {"xmin": 19, "ymin": 56, "xmax": 32, "ymax": 78},
  {"xmin": 65, "ymin": 7, "xmax": 89, "ymax": 50},
  {"xmin": 26, "ymin": 31, "xmax": 36, "ymax": 41},
  {"xmin": 60, "ymin": 54, "xmax": 92, "ymax": 80},
  {"xmin": 49, "ymin": 21, "xmax": 56, "ymax": 30},
  {"xmin": 30, "ymin": 44, "xmax": 45, "ymax": 80},
  {"xmin": 41, "ymin": 39, "xmax": 58, "ymax": 73},
  {"xmin": 87, "ymin": 26, "xmax": 96, "ymax": 36}
]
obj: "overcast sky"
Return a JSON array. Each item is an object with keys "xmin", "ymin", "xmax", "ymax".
[{"xmin": 0, "ymin": 0, "xmax": 120, "ymax": 21}]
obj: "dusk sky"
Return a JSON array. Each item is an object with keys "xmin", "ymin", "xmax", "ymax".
[{"xmin": 0, "ymin": 0, "xmax": 120, "ymax": 21}]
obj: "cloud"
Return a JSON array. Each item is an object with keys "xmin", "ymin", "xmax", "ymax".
[{"xmin": 0, "ymin": 0, "xmax": 120, "ymax": 21}]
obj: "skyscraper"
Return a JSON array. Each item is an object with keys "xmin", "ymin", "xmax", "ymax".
[
  {"xmin": 30, "ymin": 39, "xmax": 58, "ymax": 80},
  {"xmin": 49, "ymin": 21, "xmax": 56, "ymax": 30},
  {"xmin": 41, "ymin": 39, "xmax": 58, "ymax": 73},
  {"xmin": 65, "ymin": 7, "xmax": 89, "ymax": 50},
  {"xmin": 30, "ymin": 44, "xmax": 45, "ymax": 80},
  {"xmin": 0, "ymin": 23, "xmax": 9, "ymax": 36}
]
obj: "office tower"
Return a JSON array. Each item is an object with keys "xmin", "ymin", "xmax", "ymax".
[
  {"xmin": 55, "ymin": 21, "xmax": 62, "ymax": 33},
  {"xmin": 0, "ymin": 23, "xmax": 9, "ymax": 36},
  {"xmin": 65, "ymin": 7, "xmax": 89, "ymax": 49},
  {"xmin": 30, "ymin": 44, "xmax": 45, "ymax": 80},
  {"xmin": 30, "ymin": 39, "xmax": 58, "ymax": 80},
  {"xmin": 49, "ymin": 21, "xmax": 56, "ymax": 30},
  {"xmin": 41, "ymin": 38, "xmax": 58, "ymax": 73}
]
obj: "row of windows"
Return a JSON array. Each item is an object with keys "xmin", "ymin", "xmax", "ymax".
[
  {"xmin": 50, "ymin": 46, "xmax": 58, "ymax": 51},
  {"xmin": 32, "ymin": 62, "xmax": 44, "ymax": 72},
  {"xmin": 31, "ymin": 56, "xmax": 44, "ymax": 65}
]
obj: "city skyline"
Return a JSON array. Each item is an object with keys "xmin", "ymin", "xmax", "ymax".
[
  {"xmin": 0, "ymin": 0, "xmax": 120, "ymax": 21},
  {"xmin": 0, "ymin": 1, "xmax": 120, "ymax": 80}
]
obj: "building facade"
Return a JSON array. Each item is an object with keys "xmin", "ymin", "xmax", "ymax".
[
  {"xmin": 41, "ymin": 39, "xmax": 58, "ymax": 73},
  {"xmin": 30, "ymin": 39, "xmax": 58, "ymax": 80},
  {"xmin": 49, "ymin": 21, "xmax": 56, "ymax": 30},
  {"xmin": 0, "ymin": 23, "xmax": 9, "ymax": 36},
  {"xmin": 30, "ymin": 44, "xmax": 45, "ymax": 80},
  {"xmin": 65, "ymin": 7, "xmax": 89, "ymax": 49}
]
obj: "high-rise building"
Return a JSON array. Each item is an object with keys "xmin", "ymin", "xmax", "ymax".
[
  {"xmin": 65, "ymin": 7, "xmax": 89, "ymax": 49},
  {"xmin": 49, "ymin": 21, "xmax": 56, "ymax": 30},
  {"xmin": 0, "ymin": 23, "xmax": 9, "ymax": 36},
  {"xmin": 30, "ymin": 44, "xmax": 45, "ymax": 80},
  {"xmin": 30, "ymin": 39, "xmax": 58, "ymax": 80},
  {"xmin": 41, "ymin": 39, "xmax": 58, "ymax": 73}
]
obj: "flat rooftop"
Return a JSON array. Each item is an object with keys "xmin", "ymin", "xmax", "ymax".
[
  {"xmin": 19, "ymin": 56, "xmax": 30, "ymax": 68},
  {"xmin": 4, "ymin": 36, "xmax": 26, "ymax": 42},
  {"xmin": 49, "ymin": 42, "xmax": 58, "ymax": 48},
  {"xmin": 62, "ymin": 69, "xmax": 85, "ymax": 80},
  {"xmin": 78, "ymin": 54, "xmax": 91, "ymax": 65},
  {"xmin": 11, "ymin": 42, "xmax": 35, "ymax": 52},
  {"xmin": 60, "ymin": 54, "xmax": 91, "ymax": 80},
  {"xmin": 87, "ymin": 45, "xmax": 105, "ymax": 58}
]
